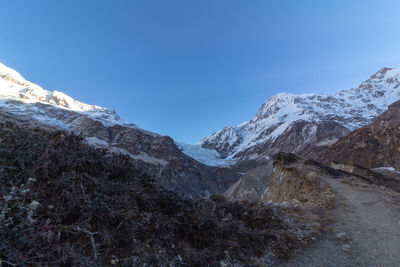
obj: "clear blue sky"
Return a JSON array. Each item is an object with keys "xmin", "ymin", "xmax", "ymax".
[{"xmin": 1, "ymin": 0, "xmax": 400, "ymax": 143}]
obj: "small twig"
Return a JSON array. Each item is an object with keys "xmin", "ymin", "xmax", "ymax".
[
  {"xmin": 116, "ymin": 213, "xmax": 133, "ymax": 230},
  {"xmin": 1, "ymin": 259, "xmax": 17, "ymax": 266},
  {"xmin": 89, "ymin": 233, "xmax": 98, "ymax": 260},
  {"xmin": 76, "ymin": 227, "xmax": 100, "ymax": 260}
]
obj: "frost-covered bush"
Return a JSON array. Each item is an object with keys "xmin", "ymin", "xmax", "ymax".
[{"xmin": 0, "ymin": 121, "xmax": 314, "ymax": 266}]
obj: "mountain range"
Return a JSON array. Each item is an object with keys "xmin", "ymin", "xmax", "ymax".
[
  {"xmin": 0, "ymin": 62, "xmax": 240, "ymax": 199},
  {"xmin": 2, "ymin": 61, "xmax": 400, "ymax": 265},
  {"xmin": 187, "ymin": 67, "xmax": 400, "ymax": 167},
  {"xmin": 1, "ymin": 62, "xmax": 400, "ymax": 199}
]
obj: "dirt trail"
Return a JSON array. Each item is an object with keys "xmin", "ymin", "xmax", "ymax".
[{"xmin": 283, "ymin": 176, "xmax": 400, "ymax": 267}]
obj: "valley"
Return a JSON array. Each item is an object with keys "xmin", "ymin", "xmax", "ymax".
[{"xmin": 1, "ymin": 61, "xmax": 400, "ymax": 266}]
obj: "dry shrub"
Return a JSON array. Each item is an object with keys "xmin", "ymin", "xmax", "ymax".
[{"xmin": 0, "ymin": 121, "xmax": 313, "ymax": 266}]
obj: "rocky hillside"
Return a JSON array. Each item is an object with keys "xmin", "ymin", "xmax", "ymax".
[
  {"xmin": 310, "ymin": 100, "xmax": 400, "ymax": 171},
  {"xmin": 194, "ymin": 67, "xmax": 400, "ymax": 164},
  {"xmin": 0, "ymin": 62, "xmax": 240, "ymax": 199},
  {"xmin": 224, "ymin": 162, "xmax": 273, "ymax": 201},
  {"xmin": 0, "ymin": 120, "xmax": 317, "ymax": 266}
]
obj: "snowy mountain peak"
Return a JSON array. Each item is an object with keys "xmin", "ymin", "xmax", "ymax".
[
  {"xmin": 0, "ymin": 62, "xmax": 27, "ymax": 82},
  {"xmin": 253, "ymin": 92, "xmax": 305, "ymax": 122},
  {"xmin": 0, "ymin": 62, "xmax": 122, "ymax": 123},
  {"xmin": 196, "ymin": 67, "xmax": 400, "ymax": 164},
  {"xmin": 370, "ymin": 67, "xmax": 393, "ymax": 79},
  {"xmin": 363, "ymin": 67, "xmax": 400, "ymax": 92}
]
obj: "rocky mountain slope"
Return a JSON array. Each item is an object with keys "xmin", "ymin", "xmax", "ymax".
[
  {"xmin": 194, "ymin": 67, "xmax": 400, "ymax": 164},
  {"xmin": 310, "ymin": 99, "xmax": 400, "ymax": 171},
  {"xmin": 0, "ymin": 62, "xmax": 240, "ymax": 199},
  {"xmin": 0, "ymin": 120, "xmax": 318, "ymax": 266}
]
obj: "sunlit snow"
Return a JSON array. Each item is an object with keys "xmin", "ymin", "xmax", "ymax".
[{"xmin": 199, "ymin": 67, "xmax": 400, "ymax": 162}]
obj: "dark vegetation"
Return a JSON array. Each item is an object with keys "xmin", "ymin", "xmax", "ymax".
[{"xmin": 0, "ymin": 121, "xmax": 311, "ymax": 266}]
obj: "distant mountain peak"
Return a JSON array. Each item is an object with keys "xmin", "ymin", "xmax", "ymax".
[
  {"xmin": 193, "ymin": 67, "xmax": 400, "ymax": 165},
  {"xmin": 370, "ymin": 67, "xmax": 393, "ymax": 79},
  {"xmin": 0, "ymin": 62, "xmax": 123, "ymax": 124}
]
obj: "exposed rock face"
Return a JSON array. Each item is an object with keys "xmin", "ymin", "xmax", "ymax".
[
  {"xmin": 0, "ymin": 62, "xmax": 240, "ymax": 199},
  {"xmin": 196, "ymin": 67, "xmax": 400, "ymax": 165},
  {"xmin": 263, "ymin": 153, "xmax": 337, "ymax": 208},
  {"xmin": 224, "ymin": 162, "xmax": 273, "ymax": 201},
  {"xmin": 234, "ymin": 120, "xmax": 349, "ymax": 160},
  {"xmin": 311, "ymin": 100, "xmax": 400, "ymax": 171}
]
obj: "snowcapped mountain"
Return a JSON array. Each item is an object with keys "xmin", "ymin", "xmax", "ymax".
[
  {"xmin": 0, "ymin": 62, "xmax": 127, "ymax": 126},
  {"xmin": 312, "ymin": 99, "xmax": 400, "ymax": 171},
  {"xmin": 0, "ymin": 62, "xmax": 240, "ymax": 198},
  {"xmin": 194, "ymin": 67, "xmax": 400, "ymax": 164},
  {"xmin": 2, "ymin": 60, "xmax": 399, "ymax": 194}
]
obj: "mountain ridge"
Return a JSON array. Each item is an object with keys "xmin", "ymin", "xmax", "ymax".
[
  {"xmin": 193, "ymin": 67, "xmax": 400, "ymax": 165},
  {"xmin": 309, "ymin": 99, "xmax": 400, "ymax": 171},
  {"xmin": 0, "ymin": 62, "xmax": 132, "ymax": 127},
  {"xmin": 0, "ymin": 62, "xmax": 240, "ymax": 199}
]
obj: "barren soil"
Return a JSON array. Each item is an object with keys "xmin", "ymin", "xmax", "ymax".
[{"xmin": 283, "ymin": 176, "xmax": 400, "ymax": 266}]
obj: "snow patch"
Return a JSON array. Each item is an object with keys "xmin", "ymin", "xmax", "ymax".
[
  {"xmin": 111, "ymin": 147, "xmax": 167, "ymax": 166},
  {"xmin": 372, "ymin": 167, "xmax": 400, "ymax": 174},
  {"xmin": 85, "ymin": 137, "xmax": 167, "ymax": 166},
  {"xmin": 130, "ymin": 152, "xmax": 168, "ymax": 166},
  {"xmin": 85, "ymin": 137, "xmax": 109, "ymax": 148},
  {"xmin": 316, "ymin": 138, "xmax": 339, "ymax": 147}
]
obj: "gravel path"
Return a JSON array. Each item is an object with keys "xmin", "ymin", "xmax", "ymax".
[{"xmin": 282, "ymin": 177, "xmax": 400, "ymax": 267}]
